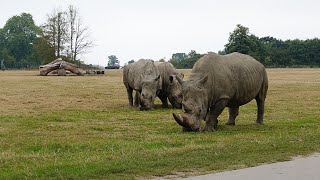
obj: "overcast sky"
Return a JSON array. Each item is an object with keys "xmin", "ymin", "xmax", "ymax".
[{"xmin": 1, "ymin": 0, "xmax": 319, "ymax": 66}]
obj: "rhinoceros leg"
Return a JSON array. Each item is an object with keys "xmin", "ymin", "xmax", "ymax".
[
  {"xmin": 126, "ymin": 87, "xmax": 134, "ymax": 107},
  {"xmin": 203, "ymin": 98, "xmax": 229, "ymax": 132},
  {"xmin": 255, "ymin": 98, "xmax": 265, "ymax": 125},
  {"xmin": 226, "ymin": 107, "xmax": 239, "ymax": 125},
  {"xmin": 203, "ymin": 113, "xmax": 217, "ymax": 132},
  {"xmin": 134, "ymin": 91, "xmax": 140, "ymax": 107},
  {"xmin": 158, "ymin": 93, "xmax": 168, "ymax": 108}
]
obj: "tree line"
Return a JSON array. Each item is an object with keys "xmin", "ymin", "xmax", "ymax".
[
  {"xmin": 1, "ymin": 10, "xmax": 319, "ymax": 70},
  {"xmin": 0, "ymin": 5, "xmax": 93, "ymax": 70},
  {"xmin": 170, "ymin": 24, "xmax": 320, "ymax": 69}
]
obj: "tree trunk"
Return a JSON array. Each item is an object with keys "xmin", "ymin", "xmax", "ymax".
[
  {"xmin": 39, "ymin": 58, "xmax": 83, "ymax": 76},
  {"xmin": 57, "ymin": 69, "xmax": 66, "ymax": 76}
]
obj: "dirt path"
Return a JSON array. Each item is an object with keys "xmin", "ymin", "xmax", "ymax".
[{"xmin": 181, "ymin": 153, "xmax": 320, "ymax": 180}]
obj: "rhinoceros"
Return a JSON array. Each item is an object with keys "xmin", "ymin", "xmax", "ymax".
[
  {"xmin": 123, "ymin": 59, "xmax": 161, "ymax": 110},
  {"xmin": 173, "ymin": 52, "xmax": 268, "ymax": 132},
  {"xmin": 154, "ymin": 62, "xmax": 184, "ymax": 108}
]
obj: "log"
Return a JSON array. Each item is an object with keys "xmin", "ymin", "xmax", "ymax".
[
  {"xmin": 57, "ymin": 69, "xmax": 66, "ymax": 76},
  {"xmin": 39, "ymin": 58, "xmax": 83, "ymax": 76}
]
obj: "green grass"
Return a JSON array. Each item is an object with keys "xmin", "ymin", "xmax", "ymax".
[{"xmin": 0, "ymin": 69, "xmax": 320, "ymax": 179}]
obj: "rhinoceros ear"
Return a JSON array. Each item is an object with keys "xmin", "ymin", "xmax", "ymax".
[
  {"xmin": 197, "ymin": 74, "xmax": 208, "ymax": 88},
  {"xmin": 169, "ymin": 75, "xmax": 174, "ymax": 84},
  {"xmin": 180, "ymin": 73, "xmax": 184, "ymax": 79},
  {"xmin": 176, "ymin": 74, "xmax": 184, "ymax": 85}
]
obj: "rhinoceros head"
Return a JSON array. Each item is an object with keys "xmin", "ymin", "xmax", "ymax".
[
  {"xmin": 173, "ymin": 74, "xmax": 208, "ymax": 131},
  {"xmin": 168, "ymin": 73, "xmax": 184, "ymax": 108},
  {"xmin": 140, "ymin": 74, "xmax": 161, "ymax": 110}
]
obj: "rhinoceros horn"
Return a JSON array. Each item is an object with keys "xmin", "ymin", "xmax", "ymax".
[
  {"xmin": 176, "ymin": 74, "xmax": 184, "ymax": 85},
  {"xmin": 172, "ymin": 113, "xmax": 193, "ymax": 129}
]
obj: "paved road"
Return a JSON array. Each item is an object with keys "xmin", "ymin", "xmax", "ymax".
[{"xmin": 181, "ymin": 153, "xmax": 320, "ymax": 180}]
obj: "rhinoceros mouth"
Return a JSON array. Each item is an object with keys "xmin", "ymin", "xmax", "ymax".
[{"xmin": 172, "ymin": 113, "xmax": 199, "ymax": 132}]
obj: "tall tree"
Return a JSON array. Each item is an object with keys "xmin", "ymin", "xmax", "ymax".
[
  {"xmin": 42, "ymin": 8, "xmax": 68, "ymax": 58},
  {"xmin": 172, "ymin": 53, "xmax": 187, "ymax": 62},
  {"xmin": 107, "ymin": 55, "xmax": 119, "ymax": 66},
  {"xmin": 0, "ymin": 13, "xmax": 40, "ymax": 68},
  {"xmin": 32, "ymin": 34, "xmax": 56, "ymax": 65},
  {"xmin": 68, "ymin": 5, "xmax": 77, "ymax": 61},
  {"xmin": 225, "ymin": 24, "xmax": 266, "ymax": 63},
  {"xmin": 42, "ymin": 6, "xmax": 93, "ymax": 63},
  {"xmin": 72, "ymin": 15, "xmax": 93, "ymax": 63},
  {"xmin": 225, "ymin": 24, "xmax": 256, "ymax": 54}
]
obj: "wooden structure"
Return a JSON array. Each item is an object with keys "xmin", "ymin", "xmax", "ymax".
[{"xmin": 39, "ymin": 58, "xmax": 83, "ymax": 76}]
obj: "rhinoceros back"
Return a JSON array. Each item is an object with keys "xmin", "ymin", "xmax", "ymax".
[
  {"xmin": 154, "ymin": 62, "xmax": 179, "ymax": 93},
  {"xmin": 192, "ymin": 52, "xmax": 268, "ymax": 107},
  {"xmin": 126, "ymin": 59, "xmax": 159, "ymax": 90}
]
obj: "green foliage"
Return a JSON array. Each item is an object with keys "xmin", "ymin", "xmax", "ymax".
[
  {"xmin": 108, "ymin": 55, "xmax": 119, "ymax": 66},
  {"xmin": 172, "ymin": 53, "xmax": 187, "ymax": 61},
  {"xmin": 0, "ymin": 13, "xmax": 40, "ymax": 68},
  {"xmin": 128, "ymin": 60, "xmax": 135, "ymax": 64},
  {"xmin": 31, "ymin": 35, "xmax": 56, "ymax": 65},
  {"xmin": 0, "ymin": 48, "xmax": 16, "ymax": 67},
  {"xmin": 170, "ymin": 50, "xmax": 203, "ymax": 69},
  {"xmin": 0, "ymin": 8, "xmax": 92, "ymax": 69},
  {"xmin": 225, "ymin": 24, "xmax": 320, "ymax": 67}
]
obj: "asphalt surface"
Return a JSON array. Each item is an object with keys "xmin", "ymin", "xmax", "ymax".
[{"xmin": 181, "ymin": 153, "xmax": 320, "ymax": 180}]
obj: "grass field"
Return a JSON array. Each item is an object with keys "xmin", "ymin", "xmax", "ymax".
[{"xmin": 0, "ymin": 69, "xmax": 320, "ymax": 179}]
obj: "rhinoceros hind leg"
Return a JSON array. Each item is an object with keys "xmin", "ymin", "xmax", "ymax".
[
  {"xmin": 126, "ymin": 87, "xmax": 134, "ymax": 107},
  {"xmin": 226, "ymin": 107, "xmax": 239, "ymax": 125},
  {"xmin": 255, "ymin": 97, "xmax": 265, "ymax": 125}
]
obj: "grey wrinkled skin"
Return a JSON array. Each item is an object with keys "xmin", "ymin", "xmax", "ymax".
[
  {"xmin": 154, "ymin": 62, "xmax": 184, "ymax": 109},
  {"xmin": 173, "ymin": 52, "xmax": 268, "ymax": 132},
  {"xmin": 123, "ymin": 59, "xmax": 161, "ymax": 110}
]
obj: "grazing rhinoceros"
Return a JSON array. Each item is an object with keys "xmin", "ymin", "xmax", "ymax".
[
  {"xmin": 154, "ymin": 62, "xmax": 184, "ymax": 109},
  {"xmin": 123, "ymin": 59, "xmax": 161, "ymax": 110},
  {"xmin": 173, "ymin": 52, "xmax": 268, "ymax": 132}
]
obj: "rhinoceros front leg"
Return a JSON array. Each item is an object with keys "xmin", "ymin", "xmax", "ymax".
[
  {"xmin": 203, "ymin": 98, "xmax": 229, "ymax": 132},
  {"xmin": 134, "ymin": 91, "xmax": 140, "ymax": 107},
  {"xmin": 158, "ymin": 93, "xmax": 168, "ymax": 108},
  {"xmin": 226, "ymin": 107, "xmax": 239, "ymax": 125}
]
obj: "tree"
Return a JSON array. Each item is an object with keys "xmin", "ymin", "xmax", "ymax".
[
  {"xmin": 32, "ymin": 34, "xmax": 55, "ymax": 65},
  {"xmin": 0, "ymin": 13, "xmax": 40, "ymax": 68},
  {"xmin": 128, "ymin": 60, "xmax": 135, "ymax": 64},
  {"xmin": 107, "ymin": 55, "xmax": 119, "ymax": 66},
  {"xmin": 42, "ymin": 8, "xmax": 69, "ymax": 58},
  {"xmin": 188, "ymin": 50, "xmax": 200, "ymax": 58},
  {"xmin": 172, "ymin": 53, "xmax": 187, "ymax": 62},
  {"xmin": 41, "ymin": 6, "xmax": 93, "ymax": 63},
  {"xmin": 0, "ymin": 48, "xmax": 16, "ymax": 68},
  {"xmin": 67, "ymin": 5, "xmax": 93, "ymax": 62},
  {"xmin": 224, "ymin": 24, "xmax": 267, "ymax": 63},
  {"xmin": 170, "ymin": 50, "xmax": 203, "ymax": 69},
  {"xmin": 225, "ymin": 24, "xmax": 256, "ymax": 55}
]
